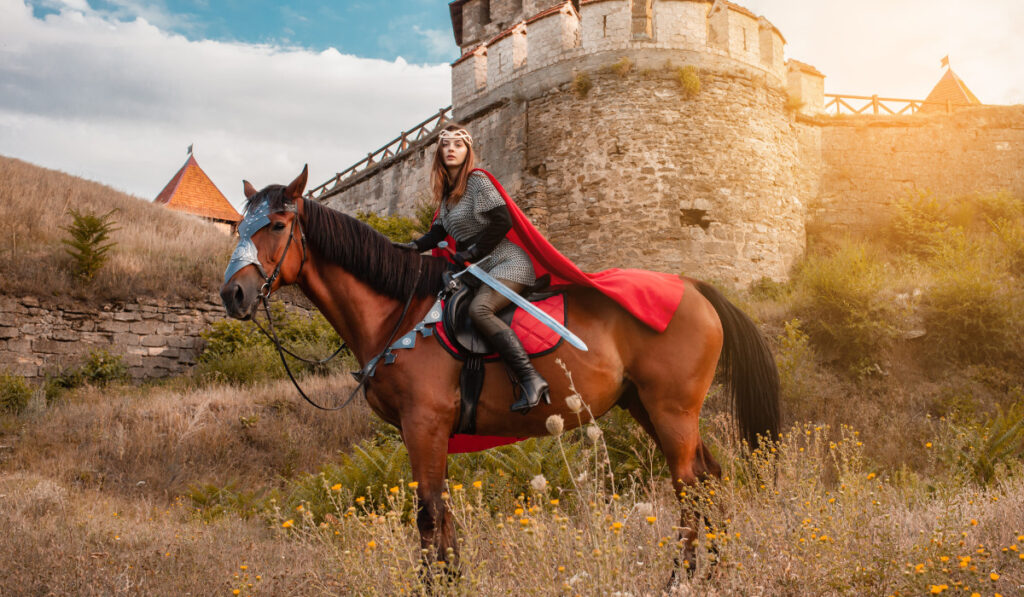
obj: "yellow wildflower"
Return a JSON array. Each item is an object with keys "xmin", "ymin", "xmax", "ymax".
[
  {"xmin": 550, "ymin": 499, "xmax": 560, "ymax": 506},
  {"xmin": 355, "ymin": 497, "xmax": 365, "ymax": 505},
  {"xmin": 452, "ymin": 484, "xmax": 463, "ymax": 491},
  {"xmin": 408, "ymin": 481, "xmax": 419, "ymax": 489},
  {"xmin": 331, "ymin": 483, "xmax": 342, "ymax": 491},
  {"xmin": 389, "ymin": 486, "xmax": 399, "ymax": 494},
  {"xmin": 646, "ymin": 516, "xmax": 657, "ymax": 524},
  {"xmin": 990, "ymin": 572, "xmax": 999, "ymax": 581},
  {"xmin": 281, "ymin": 520, "xmax": 294, "ymax": 528},
  {"xmin": 367, "ymin": 540, "xmax": 376, "ymax": 549},
  {"xmin": 866, "ymin": 473, "xmax": 876, "ymax": 480},
  {"xmin": 473, "ymin": 481, "xmax": 483, "ymax": 489}
]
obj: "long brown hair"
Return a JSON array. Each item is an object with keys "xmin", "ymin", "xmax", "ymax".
[{"xmin": 430, "ymin": 123, "xmax": 476, "ymax": 207}]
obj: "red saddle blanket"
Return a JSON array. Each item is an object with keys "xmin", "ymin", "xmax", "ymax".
[
  {"xmin": 435, "ymin": 294, "xmax": 566, "ymax": 360},
  {"xmin": 440, "ymin": 294, "xmax": 564, "ymax": 454}
]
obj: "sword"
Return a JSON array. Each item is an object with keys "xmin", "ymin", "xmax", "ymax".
[{"xmin": 439, "ymin": 242, "xmax": 588, "ymax": 352}]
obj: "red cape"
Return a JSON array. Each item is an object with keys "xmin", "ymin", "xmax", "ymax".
[{"xmin": 438, "ymin": 169, "xmax": 686, "ymax": 454}]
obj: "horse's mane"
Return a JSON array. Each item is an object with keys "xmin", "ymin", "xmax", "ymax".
[{"xmin": 245, "ymin": 186, "xmax": 449, "ymax": 299}]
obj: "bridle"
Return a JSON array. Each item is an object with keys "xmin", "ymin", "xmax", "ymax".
[{"xmin": 248, "ymin": 204, "xmax": 421, "ymax": 411}]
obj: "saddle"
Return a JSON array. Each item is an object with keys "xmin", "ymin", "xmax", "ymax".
[
  {"xmin": 438, "ymin": 272, "xmax": 561, "ymax": 358},
  {"xmin": 436, "ymin": 272, "xmax": 566, "ymax": 434}
]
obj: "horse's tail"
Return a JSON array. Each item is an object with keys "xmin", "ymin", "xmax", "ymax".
[{"xmin": 695, "ymin": 280, "xmax": 780, "ymax": 448}]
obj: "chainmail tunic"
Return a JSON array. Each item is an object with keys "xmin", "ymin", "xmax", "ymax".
[{"xmin": 440, "ymin": 172, "xmax": 536, "ymax": 286}]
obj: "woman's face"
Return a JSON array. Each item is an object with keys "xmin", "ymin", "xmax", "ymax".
[{"xmin": 440, "ymin": 138, "xmax": 469, "ymax": 170}]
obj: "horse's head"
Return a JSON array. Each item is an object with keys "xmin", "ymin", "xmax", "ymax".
[{"xmin": 220, "ymin": 166, "xmax": 308, "ymax": 319}]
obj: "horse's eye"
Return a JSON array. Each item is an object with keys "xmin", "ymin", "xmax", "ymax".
[{"xmin": 272, "ymin": 222, "xmax": 286, "ymax": 231}]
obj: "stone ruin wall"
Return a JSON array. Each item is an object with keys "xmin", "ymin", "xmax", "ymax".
[{"xmin": 0, "ymin": 294, "xmax": 222, "ymax": 381}]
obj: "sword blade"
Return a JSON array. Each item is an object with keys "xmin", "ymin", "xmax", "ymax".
[{"xmin": 464, "ymin": 263, "xmax": 589, "ymax": 352}]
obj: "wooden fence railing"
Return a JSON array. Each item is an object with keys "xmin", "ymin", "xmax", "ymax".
[
  {"xmin": 823, "ymin": 94, "xmax": 973, "ymax": 116},
  {"xmin": 306, "ymin": 106, "xmax": 454, "ymax": 200}
]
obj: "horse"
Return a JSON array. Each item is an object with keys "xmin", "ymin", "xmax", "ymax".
[{"xmin": 219, "ymin": 166, "xmax": 780, "ymax": 580}]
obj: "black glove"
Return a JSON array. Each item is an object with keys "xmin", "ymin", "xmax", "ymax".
[
  {"xmin": 452, "ymin": 249, "xmax": 476, "ymax": 264},
  {"xmin": 391, "ymin": 240, "xmax": 418, "ymax": 251},
  {"xmin": 410, "ymin": 222, "xmax": 447, "ymax": 252}
]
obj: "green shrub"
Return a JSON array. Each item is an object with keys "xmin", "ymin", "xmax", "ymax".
[
  {"xmin": 932, "ymin": 391, "xmax": 1024, "ymax": 485},
  {"xmin": 61, "ymin": 208, "xmax": 120, "ymax": 281},
  {"xmin": 413, "ymin": 198, "xmax": 437, "ymax": 234},
  {"xmin": 197, "ymin": 304, "xmax": 348, "ymax": 385},
  {"xmin": 0, "ymin": 372, "xmax": 33, "ymax": 415},
  {"xmin": 355, "ymin": 212, "xmax": 420, "ymax": 242},
  {"xmin": 79, "ymin": 349, "xmax": 130, "ymax": 385},
  {"xmin": 776, "ymin": 319, "xmax": 817, "ymax": 404},
  {"xmin": 990, "ymin": 217, "xmax": 1024, "ymax": 276},
  {"xmin": 608, "ymin": 56, "xmax": 633, "ymax": 77},
  {"xmin": 572, "ymin": 71, "xmax": 592, "ymax": 98},
  {"xmin": 674, "ymin": 65, "xmax": 700, "ymax": 98},
  {"xmin": 194, "ymin": 344, "xmax": 284, "ymax": 386},
  {"xmin": 791, "ymin": 243, "xmax": 895, "ymax": 368},
  {"xmin": 920, "ymin": 241, "xmax": 1021, "ymax": 363},
  {"xmin": 886, "ymin": 192, "xmax": 951, "ymax": 257},
  {"xmin": 973, "ymin": 190, "xmax": 1024, "ymax": 224},
  {"xmin": 749, "ymin": 276, "xmax": 791, "ymax": 301},
  {"xmin": 44, "ymin": 349, "xmax": 129, "ymax": 402}
]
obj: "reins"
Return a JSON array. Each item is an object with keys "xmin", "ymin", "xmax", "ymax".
[{"xmin": 252, "ymin": 212, "xmax": 423, "ymax": 411}]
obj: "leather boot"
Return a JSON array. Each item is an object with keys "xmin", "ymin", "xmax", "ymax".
[{"xmin": 488, "ymin": 329, "xmax": 550, "ymax": 413}]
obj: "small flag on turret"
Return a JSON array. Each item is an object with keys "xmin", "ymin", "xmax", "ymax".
[
  {"xmin": 187, "ymin": 143, "xmax": 193, "ymax": 155},
  {"xmin": 940, "ymin": 55, "xmax": 950, "ymax": 68}
]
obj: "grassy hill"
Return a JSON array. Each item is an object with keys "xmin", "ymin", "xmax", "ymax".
[{"xmin": 0, "ymin": 156, "xmax": 235, "ymax": 303}]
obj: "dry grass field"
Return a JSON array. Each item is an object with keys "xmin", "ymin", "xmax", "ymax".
[
  {"xmin": 0, "ymin": 156, "xmax": 235, "ymax": 303},
  {"xmin": 2, "ymin": 374, "xmax": 1024, "ymax": 595},
  {"xmin": 2, "ymin": 158, "xmax": 1024, "ymax": 594}
]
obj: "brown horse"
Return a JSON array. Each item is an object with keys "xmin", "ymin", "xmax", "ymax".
[{"xmin": 220, "ymin": 167, "xmax": 780, "ymax": 577}]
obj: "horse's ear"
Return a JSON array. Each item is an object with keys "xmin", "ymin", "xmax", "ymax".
[
  {"xmin": 285, "ymin": 165, "xmax": 308, "ymax": 201},
  {"xmin": 243, "ymin": 180, "xmax": 258, "ymax": 199}
]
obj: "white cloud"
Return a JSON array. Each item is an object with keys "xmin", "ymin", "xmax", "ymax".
[
  {"xmin": 0, "ymin": 0, "xmax": 451, "ymax": 209},
  {"xmin": 413, "ymin": 25, "xmax": 458, "ymax": 60}
]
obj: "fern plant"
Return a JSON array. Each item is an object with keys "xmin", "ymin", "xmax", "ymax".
[{"xmin": 61, "ymin": 208, "xmax": 120, "ymax": 281}]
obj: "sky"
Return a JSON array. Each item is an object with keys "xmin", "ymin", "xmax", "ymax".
[{"xmin": 0, "ymin": 0, "xmax": 1022, "ymax": 211}]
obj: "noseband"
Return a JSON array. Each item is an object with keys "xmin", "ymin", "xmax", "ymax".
[{"xmin": 257, "ymin": 207, "xmax": 307, "ymax": 299}]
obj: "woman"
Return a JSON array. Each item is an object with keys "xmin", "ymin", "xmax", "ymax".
[{"xmin": 397, "ymin": 124, "xmax": 549, "ymax": 413}]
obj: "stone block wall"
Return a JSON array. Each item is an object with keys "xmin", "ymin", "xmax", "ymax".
[
  {"xmin": 805, "ymin": 106, "xmax": 1024, "ymax": 232},
  {"xmin": 654, "ymin": 1, "xmax": 708, "ymax": 47},
  {"xmin": 0, "ymin": 294, "xmax": 226, "ymax": 381},
  {"xmin": 522, "ymin": 62, "xmax": 804, "ymax": 285}
]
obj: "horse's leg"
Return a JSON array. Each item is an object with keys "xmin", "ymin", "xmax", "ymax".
[
  {"xmin": 632, "ymin": 376, "xmax": 721, "ymax": 581},
  {"xmin": 402, "ymin": 422, "xmax": 459, "ymax": 578}
]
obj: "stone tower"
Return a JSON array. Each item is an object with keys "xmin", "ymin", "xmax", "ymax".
[{"xmin": 325, "ymin": 0, "xmax": 820, "ymax": 285}]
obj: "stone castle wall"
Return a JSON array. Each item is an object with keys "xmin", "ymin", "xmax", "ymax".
[
  {"xmin": 316, "ymin": 0, "xmax": 1023, "ymax": 287},
  {"xmin": 804, "ymin": 106, "xmax": 1024, "ymax": 232},
  {"xmin": 0, "ymin": 295, "xmax": 224, "ymax": 380},
  {"xmin": 324, "ymin": 0, "xmax": 803, "ymax": 285}
]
